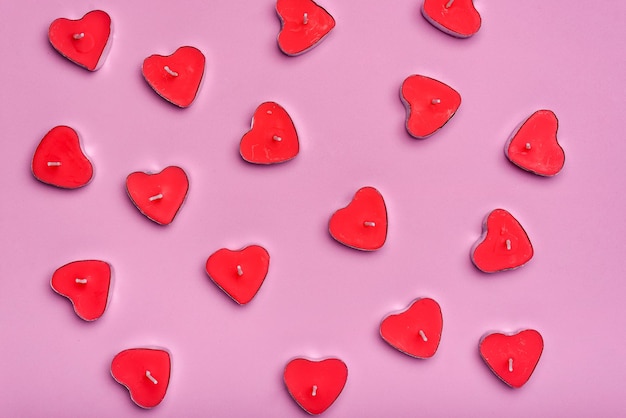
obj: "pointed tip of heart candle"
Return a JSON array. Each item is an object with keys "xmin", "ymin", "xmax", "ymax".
[
  {"xmin": 505, "ymin": 109, "xmax": 565, "ymax": 176},
  {"xmin": 276, "ymin": 0, "xmax": 336, "ymax": 56},
  {"xmin": 479, "ymin": 329, "xmax": 544, "ymax": 388},
  {"xmin": 471, "ymin": 209, "xmax": 533, "ymax": 273},
  {"xmin": 48, "ymin": 10, "xmax": 112, "ymax": 71},
  {"xmin": 421, "ymin": 0, "xmax": 482, "ymax": 38}
]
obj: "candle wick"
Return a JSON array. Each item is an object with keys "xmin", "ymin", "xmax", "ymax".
[
  {"xmin": 75, "ymin": 278, "xmax": 88, "ymax": 284},
  {"xmin": 525, "ymin": 143, "xmax": 532, "ymax": 150},
  {"xmin": 236, "ymin": 265, "xmax": 244, "ymax": 277},
  {"xmin": 272, "ymin": 135, "xmax": 282, "ymax": 142},
  {"xmin": 303, "ymin": 13, "xmax": 308, "ymax": 25},
  {"xmin": 311, "ymin": 385, "xmax": 318, "ymax": 397},
  {"xmin": 73, "ymin": 32, "xmax": 85, "ymax": 40},
  {"xmin": 149, "ymin": 193, "xmax": 164, "ymax": 202},
  {"xmin": 445, "ymin": 0, "xmax": 454, "ymax": 8},
  {"xmin": 47, "ymin": 162, "xmax": 62, "ymax": 167},
  {"xmin": 164, "ymin": 65, "xmax": 179, "ymax": 77},
  {"xmin": 145, "ymin": 370, "xmax": 158, "ymax": 384},
  {"xmin": 431, "ymin": 98, "xmax": 441, "ymax": 105},
  {"xmin": 508, "ymin": 358, "xmax": 514, "ymax": 373},
  {"xmin": 418, "ymin": 330, "xmax": 428, "ymax": 342},
  {"xmin": 363, "ymin": 221, "xmax": 376, "ymax": 227},
  {"xmin": 505, "ymin": 239, "xmax": 512, "ymax": 251}
]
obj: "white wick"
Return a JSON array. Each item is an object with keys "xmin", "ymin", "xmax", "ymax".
[
  {"xmin": 47, "ymin": 162, "xmax": 62, "ymax": 167},
  {"xmin": 363, "ymin": 221, "xmax": 376, "ymax": 227},
  {"xmin": 505, "ymin": 239, "xmax": 512, "ymax": 251},
  {"xmin": 149, "ymin": 193, "xmax": 164, "ymax": 202},
  {"xmin": 311, "ymin": 385, "xmax": 318, "ymax": 397},
  {"xmin": 237, "ymin": 265, "xmax": 244, "ymax": 277},
  {"xmin": 445, "ymin": 0, "xmax": 454, "ymax": 8},
  {"xmin": 525, "ymin": 143, "xmax": 532, "ymax": 150},
  {"xmin": 272, "ymin": 135, "xmax": 282, "ymax": 142},
  {"xmin": 164, "ymin": 65, "xmax": 179, "ymax": 77},
  {"xmin": 145, "ymin": 370, "xmax": 158, "ymax": 384},
  {"xmin": 73, "ymin": 33, "xmax": 85, "ymax": 40},
  {"xmin": 303, "ymin": 13, "xmax": 309, "ymax": 25},
  {"xmin": 418, "ymin": 330, "xmax": 428, "ymax": 342},
  {"xmin": 431, "ymin": 98, "xmax": 441, "ymax": 105},
  {"xmin": 75, "ymin": 278, "xmax": 88, "ymax": 284},
  {"xmin": 508, "ymin": 358, "xmax": 513, "ymax": 373}
]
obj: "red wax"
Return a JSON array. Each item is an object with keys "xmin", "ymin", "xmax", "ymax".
[
  {"xmin": 276, "ymin": 0, "xmax": 336, "ymax": 56},
  {"xmin": 205, "ymin": 245, "xmax": 270, "ymax": 305},
  {"xmin": 31, "ymin": 125, "xmax": 94, "ymax": 189},
  {"xmin": 48, "ymin": 10, "xmax": 112, "ymax": 71},
  {"xmin": 505, "ymin": 110, "xmax": 565, "ymax": 176},
  {"xmin": 126, "ymin": 166, "xmax": 189, "ymax": 225},
  {"xmin": 284, "ymin": 358, "xmax": 348, "ymax": 415},
  {"xmin": 111, "ymin": 348, "xmax": 171, "ymax": 409},
  {"xmin": 479, "ymin": 329, "xmax": 544, "ymax": 388},
  {"xmin": 50, "ymin": 260, "xmax": 111, "ymax": 321},
  {"xmin": 471, "ymin": 209, "xmax": 533, "ymax": 273},
  {"xmin": 329, "ymin": 186, "xmax": 387, "ymax": 251},
  {"xmin": 379, "ymin": 298, "xmax": 443, "ymax": 359},
  {"xmin": 240, "ymin": 102, "xmax": 300, "ymax": 164},
  {"xmin": 421, "ymin": 0, "xmax": 481, "ymax": 38},
  {"xmin": 401, "ymin": 75, "xmax": 461, "ymax": 138},
  {"xmin": 142, "ymin": 46, "xmax": 205, "ymax": 108}
]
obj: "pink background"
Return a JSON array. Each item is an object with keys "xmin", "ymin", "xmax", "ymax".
[{"xmin": 1, "ymin": 0, "xmax": 625, "ymax": 416}]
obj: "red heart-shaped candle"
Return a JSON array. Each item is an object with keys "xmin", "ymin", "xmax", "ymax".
[
  {"xmin": 329, "ymin": 187, "xmax": 387, "ymax": 251},
  {"xmin": 505, "ymin": 110, "xmax": 565, "ymax": 176},
  {"xmin": 142, "ymin": 46, "xmax": 205, "ymax": 108},
  {"xmin": 276, "ymin": 0, "xmax": 336, "ymax": 56},
  {"xmin": 471, "ymin": 209, "xmax": 533, "ymax": 273},
  {"xmin": 422, "ymin": 0, "xmax": 481, "ymax": 38},
  {"xmin": 379, "ymin": 298, "xmax": 443, "ymax": 359},
  {"xmin": 401, "ymin": 75, "xmax": 461, "ymax": 139},
  {"xmin": 48, "ymin": 10, "xmax": 112, "ymax": 71},
  {"xmin": 284, "ymin": 357, "xmax": 348, "ymax": 415},
  {"xmin": 240, "ymin": 102, "xmax": 300, "ymax": 164},
  {"xmin": 479, "ymin": 329, "xmax": 544, "ymax": 388},
  {"xmin": 126, "ymin": 166, "xmax": 189, "ymax": 225},
  {"xmin": 111, "ymin": 348, "xmax": 171, "ymax": 408},
  {"xmin": 50, "ymin": 260, "xmax": 111, "ymax": 321},
  {"xmin": 31, "ymin": 125, "xmax": 94, "ymax": 189},
  {"xmin": 205, "ymin": 245, "xmax": 270, "ymax": 305}
]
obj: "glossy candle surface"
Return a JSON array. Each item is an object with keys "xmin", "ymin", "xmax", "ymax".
[{"xmin": 48, "ymin": 10, "xmax": 112, "ymax": 70}]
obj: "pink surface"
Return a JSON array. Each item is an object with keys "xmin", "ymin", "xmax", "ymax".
[{"xmin": 1, "ymin": 1, "xmax": 625, "ymax": 416}]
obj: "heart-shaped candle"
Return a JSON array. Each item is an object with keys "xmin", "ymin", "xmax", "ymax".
[
  {"xmin": 284, "ymin": 357, "xmax": 348, "ymax": 415},
  {"xmin": 471, "ymin": 209, "xmax": 533, "ymax": 273},
  {"xmin": 276, "ymin": 0, "xmax": 336, "ymax": 56},
  {"xmin": 205, "ymin": 245, "xmax": 270, "ymax": 305},
  {"xmin": 505, "ymin": 110, "xmax": 565, "ymax": 176},
  {"xmin": 479, "ymin": 329, "xmax": 544, "ymax": 388},
  {"xmin": 379, "ymin": 298, "xmax": 443, "ymax": 359},
  {"xmin": 50, "ymin": 260, "xmax": 111, "ymax": 321},
  {"xmin": 126, "ymin": 166, "xmax": 189, "ymax": 225},
  {"xmin": 48, "ymin": 10, "xmax": 112, "ymax": 71},
  {"xmin": 142, "ymin": 46, "xmax": 205, "ymax": 108},
  {"xmin": 421, "ymin": 0, "xmax": 481, "ymax": 38},
  {"xmin": 31, "ymin": 125, "xmax": 94, "ymax": 189},
  {"xmin": 401, "ymin": 75, "xmax": 461, "ymax": 139},
  {"xmin": 329, "ymin": 187, "xmax": 387, "ymax": 251},
  {"xmin": 240, "ymin": 101, "xmax": 300, "ymax": 164},
  {"xmin": 111, "ymin": 348, "xmax": 171, "ymax": 408}
]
